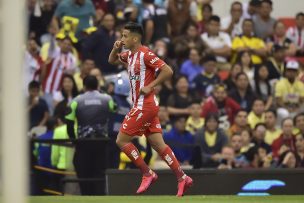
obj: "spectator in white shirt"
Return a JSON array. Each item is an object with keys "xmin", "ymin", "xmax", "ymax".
[
  {"xmin": 286, "ymin": 12, "xmax": 304, "ymax": 57},
  {"xmin": 221, "ymin": 1, "xmax": 244, "ymax": 38}
]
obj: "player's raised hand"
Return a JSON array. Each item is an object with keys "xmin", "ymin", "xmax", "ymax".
[
  {"xmin": 140, "ymin": 86, "xmax": 153, "ymax": 95},
  {"xmin": 113, "ymin": 40, "xmax": 123, "ymax": 50}
]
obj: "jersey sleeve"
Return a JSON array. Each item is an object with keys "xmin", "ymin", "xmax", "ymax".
[
  {"xmin": 144, "ymin": 51, "xmax": 166, "ymax": 71},
  {"xmin": 119, "ymin": 51, "xmax": 129, "ymax": 64}
]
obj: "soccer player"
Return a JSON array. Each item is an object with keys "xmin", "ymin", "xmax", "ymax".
[{"xmin": 108, "ymin": 22, "xmax": 193, "ymax": 197}]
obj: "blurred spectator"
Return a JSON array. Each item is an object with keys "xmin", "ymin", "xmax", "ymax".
[
  {"xmin": 286, "ymin": 12, "xmax": 304, "ymax": 57},
  {"xmin": 142, "ymin": 0, "xmax": 169, "ymax": 45},
  {"xmin": 252, "ymin": 123, "xmax": 272, "ymax": 153},
  {"xmin": 264, "ymin": 109, "xmax": 282, "ymax": 145},
  {"xmin": 251, "ymin": 145, "xmax": 273, "ymax": 168},
  {"xmin": 192, "ymin": 55, "xmax": 221, "ymax": 97},
  {"xmin": 180, "ymin": 48, "xmax": 203, "ymax": 83},
  {"xmin": 164, "ymin": 116, "xmax": 194, "ymax": 165},
  {"xmin": 295, "ymin": 133, "xmax": 304, "ymax": 167},
  {"xmin": 248, "ymin": 98, "xmax": 265, "ymax": 130},
  {"xmin": 51, "ymin": 0, "xmax": 96, "ymax": 38},
  {"xmin": 173, "ymin": 22, "xmax": 207, "ymax": 65},
  {"xmin": 158, "ymin": 106, "xmax": 172, "ymax": 134},
  {"xmin": 240, "ymin": 129, "xmax": 254, "ymax": 153},
  {"xmin": 272, "ymin": 118, "xmax": 296, "ymax": 159},
  {"xmin": 252, "ymin": 64, "xmax": 273, "ymax": 110},
  {"xmin": 221, "ymin": 1, "xmax": 244, "ymax": 38},
  {"xmin": 82, "ymin": 13, "xmax": 117, "ymax": 74},
  {"xmin": 197, "ymin": 3, "xmax": 213, "ymax": 34},
  {"xmin": 201, "ymin": 15, "xmax": 232, "ymax": 70},
  {"xmin": 28, "ymin": 81, "xmax": 49, "ymax": 129},
  {"xmin": 25, "ymin": 38, "xmax": 43, "ymax": 89},
  {"xmin": 266, "ymin": 21, "xmax": 296, "ymax": 56},
  {"xmin": 229, "ymin": 72, "xmax": 257, "ymax": 112},
  {"xmin": 74, "ymin": 59, "xmax": 95, "ymax": 91},
  {"xmin": 53, "ymin": 74, "xmax": 79, "ymax": 107},
  {"xmin": 294, "ymin": 113, "xmax": 304, "ymax": 136},
  {"xmin": 232, "ymin": 19, "xmax": 267, "ymax": 65},
  {"xmin": 224, "ymin": 63, "xmax": 243, "ymax": 90},
  {"xmin": 152, "ymin": 39, "xmax": 177, "ymax": 72},
  {"xmin": 242, "ymin": 0, "xmax": 259, "ymax": 19},
  {"xmin": 167, "ymin": 75, "xmax": 195, "ymax": 119},
  {"xmin": 252, "ymin": 0, "xmax": 276, "ymax": 39},
  {"xmin": 186, "ymin": 102, "xmax": 205, "ymax": 135},
  {"xmin": 275, "ymin": 60, "xmax": 304, "ymax": 118},
  {"xmin": 158, "ymin": 77, "xmax": 174, "ymax": 106},
  {"xmin": 201, "ymin": 83, "xmax": 240, "ymax": 130},
  {"xmin": 277, "ymin": 150, "xmax": 298, "ymax": 168},
  {"xmin": 230, "ymin": 133, "xmax": 249, "ymax": 168},
  {"xmin": 92, "ymin": 0, "xmax": 116, "ymax": 24},
  {"xmin": 89, "ymin": 68, "xmax": 106, "ymax": 90},
  {"xmin": 217, "ymin": 146, "xmax": 236, "ymax": 170},
  {"xmin": 265, "ymin": 44, "xmax": 285, "ymax": 81},
  {"xmin": 236, "ymin": 51, "xmax": 254, "ymax": 82},
  {"xmin": 229, "ymin": 109, "xmax": 249, "ymax": 137},
  {"xmin": 41, "ymin": 37, "xmax": 77, "ymax": 112},
  {"xmin": 28, "ymin": 0, "xmax": 57, "ymax": 44},
  {"xmin": 167, "ymin": 0, "xmax": 197, "ymax": 37},
  {"xmin": 194, "ymin": 114, "xmax": 228, "ymax": 168}
]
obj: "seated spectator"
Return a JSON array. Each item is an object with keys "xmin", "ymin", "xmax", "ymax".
[
  {"xmin": 272, "ymin": 118, "xmax": 297, "ymax": 159},
  {"xmin": 266, "ymin": 21, "xmax": 296, "ymax": 56},
  {"xmin": 248, "ymin": 98, "xmax": 265, "ymax": 129},
  {"xmin": 53, "ymin": 74, "xmax": 79, "ymax": 108},
  {"xmin": 232, "ymin": 19, "xmax": 267, "ymax": 65},
  {"xmin": 89, "ymin": 68, "xmax": 106, "ymax": 90},
  {"xmin": 264, "ymin": 109, "xmax": 282, "ymax": 145},
  {"xmin": 286, "ymin": 12, "xmax": 304, "ymax": 57},
  {"xmin": 201, "ymin": 15, "xmax": 232, "ymax": 70},
  {"xmin": 158, "ymin": 77, "xmax": 174, "ymax": 106},
  {"xmin": 167, "ymin": 75, "xmax": 195, "ymax": 119},
  {"xmin": 186, "ymin": 102, "xmax": 205, "ymax": 135},
  {"xmin": 217, "ymin": 146, "xmax": 236, "ymax": 170},
  {"xmin": 158, "ymin": 106, "xmax": 172, "ymax": 134},
  {"xmin": 173, "ymin": 22, "xmax": 207, "ymax": 65},
  {"xmin": 240, "ymin": 129, "xmax": 254, "ymax": 153},
  {"xmin": 229, "ymin": 109, "xmax": 249, "ymax": 137},
  {"xmin": 236, "ymin": 51, "xmax": 254, "ymax": 82},
  {"xmin": 197, "ymin": 3, "xmax": 213, "ymax": 34},
  {"xmin": 28, "ymin": 81, "xmax": 49, "ymax": 129},
  {"xmin": 74, "ymin": 59, "xmax": 95, "ymax": 91},
  {"xmin": 229, "ymin": 72, "xmax": 257, "ymax": 112},
  {"xmin": 251, "ymin": 145, "xmax": 273, "ymax": 168},
  {"xmin": 192, "ymin": 55, "xmax": 221, "ymax": 97},
  {"xmin": 252, "ymin": 64, "xmax": 273, "ymax": 110},
  {"xmin": 221, "ymin": 1, "xmax": 244, "ymax": 38},
  {"xmin": 194, "ymin": 113, "xmax": 228, "ymax": 168},
  {"xmin": 180, "ymin": 48, "xmax": 203, "ymax": 83},
  {"xmin": 294, "ymin": 113, "xmax": 304, "ymax": 136},
  {"xmin": 230, "ymin": 133, "xmax": 249, "ymax": 168},
  {"xmin": 164, "ymin": 116, "xmax": 194, "ymax": 165},
  {"xmin": 251, "ymin": 123, "xmax": 272, "ymax": 153},
  {"xmin": 201, "ymin": 83, "xmax": 240, "ymax": 130},
  {"xmin": 275, "ymin": 60, "xmax": 304, "ymax": 119},
  {"xmin": 295, "ymin": 134, "xmax": 304, "ymax": 167},
  {"xmin": 265, "ymin": 44, "xmax": 286, "ymax": 81},
  {"xmin": 277, "ymin": 150, "xmax": 298, "ymax": 168},
  {"xmin": 224, "ymin": 63, "xmax": 243, "ymax": 90},
  {"xmin": 252, "ymin": 0, "xmax": 276, "ymax": 40}
]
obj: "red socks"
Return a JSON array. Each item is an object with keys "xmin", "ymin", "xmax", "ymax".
[
  {"xmin": 121, "ymin": 143, "xmax": 151, "ymax": 176},
  {"xmin": 160, "ymin": 145, "xmax": 185, "ymax": 181}
]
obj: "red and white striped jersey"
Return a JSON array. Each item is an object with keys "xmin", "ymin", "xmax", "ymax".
[
  {"xmin": 24, "ymin": 51, "xmax": 43, "ymax": 87},
  {"xmin": 119, "ymin": 46, "xmax": 165, "ymax": 110},
  {"xmin": 42, "ymin": 48, "xmax": 77, "ymax": 94}
]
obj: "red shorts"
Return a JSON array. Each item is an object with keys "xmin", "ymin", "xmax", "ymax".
[{"xmin": 120, "ymin": 106, "xmax": 162, "ymax": 136}]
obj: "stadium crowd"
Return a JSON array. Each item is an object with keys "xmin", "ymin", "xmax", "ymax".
[{"xmin": 27, "ymin": 0, "xmax": 304, "ymax": 190}]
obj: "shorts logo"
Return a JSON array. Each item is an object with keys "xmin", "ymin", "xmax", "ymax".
[
  {"xmin": 164, "ymin": 154, "xmax": 173, "ymax": 165},
  {"xmin": 131, "ymin": 150, "xmax": 139, "ymax": 160},
  {"xmin": 125, "ymin": 115, "xmax": 131, "ymax": 121},
  {"xmin": 136, "ymin": 112, "xmax": 143, "ymax": 121},
  {"xmin": 123, "ymin": 123, "xmax": 128, "ymax": 129},
  {"xmin": 144, "ymin": 122, "xmax": 151, "ymax": 127},
  {"xmin": 156, "ymin": 124, "xmax": 161, "ymax": 129}
]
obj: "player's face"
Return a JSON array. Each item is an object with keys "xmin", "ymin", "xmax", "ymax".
[{"xmin": 121, "ymin": 29, "xmax": 138, "ymax": 49}]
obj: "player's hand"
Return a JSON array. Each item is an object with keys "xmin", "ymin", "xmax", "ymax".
[
  {"xmin": 140, "ymin": 86, "xmax": 153, "ymax": 95},
  {"xmin": 113, "ymin": 40, "xmax": 123, "ymax": 50}
]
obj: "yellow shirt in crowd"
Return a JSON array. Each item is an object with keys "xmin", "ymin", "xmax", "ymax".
[
  {"xmin": 186, "ymin": 116, "xmax": 205, "ymax": 135},
  {"xmin": 248, "ymin": 111, "xmax": 265, "ymax": 129},
  {"xmin": 265, "ymin": 128, "xmax": 282, "ymax": 145},
  {"xmin": 205, "ymin": 132, "xmax": 217, "ymax": 147},
  {"xmin": 275, "ymin": 78, "xmax": 304, "ymax": 105}
]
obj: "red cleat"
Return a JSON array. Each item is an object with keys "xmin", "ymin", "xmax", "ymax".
[
  {"xmin": 136, "ymin": 171, "xmax": 158, "ymax": 194},
  {"xmin": 176, "ymin": 175, "xmax": 193, "ymax": 197}
]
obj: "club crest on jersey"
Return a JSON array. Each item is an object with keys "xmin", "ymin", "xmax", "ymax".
[{"xmin": 129, "ymin": 74, "xmax": 140, "ymax": 81}]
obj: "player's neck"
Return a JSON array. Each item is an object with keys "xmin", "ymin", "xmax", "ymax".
[{"xmin": 130, "ymin": 43, "xmax": 142, "ymax": 54}]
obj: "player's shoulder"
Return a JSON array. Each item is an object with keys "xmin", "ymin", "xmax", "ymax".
[{"xmin": 140, "ymin": 46, "xmax": 156, "ymax": 55}]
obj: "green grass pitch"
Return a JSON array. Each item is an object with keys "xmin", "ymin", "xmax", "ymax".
[{"xmin": 30, "ymin": 195, "xmax": 304, "ymax": 203}]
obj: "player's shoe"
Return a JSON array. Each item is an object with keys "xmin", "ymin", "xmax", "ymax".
[
  {"xmin": 176, "ymin": 175, "xmax": 193, "ymax": 197},
  {"xmin": 136, "ymin": 170, "xmax": 158, "ymax": 194}
]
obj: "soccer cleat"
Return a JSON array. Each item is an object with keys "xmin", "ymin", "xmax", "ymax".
[
  {"xmin": 176, "ymin": 175, "xmax": 193, "ymax": 197},
  {"xmin": 136, "ymin": 171, "xmax": 158, "ymax": 194}
]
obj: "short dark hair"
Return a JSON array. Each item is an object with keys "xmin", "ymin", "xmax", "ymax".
[
  {"xmin": 231, "ymin": 1, "xmax": 242, "ymax": 9},
  {"xmin": 254, "ymin": 123, "xmax": 266, "ymax": 131},
  {"xmin": 260, "ymin": 0, "xmax": 273, "ymax": 6},
  {"xmin": 202, "ymin": 3, "xmax": 213, "ymax": 12},
  {"xmin": 243, "ymin": 18, "xmax": 254, "ymax": 25},
  {"xmin": 83, "ymin": 75, "xmax": 98, "ymax": 90},
  {"xmin": 28, "ymin": 80, "xmax": 40, "ymax": 89},
  {"xmin": 202, "ymin": 54, "xmax": 217, "ymax": 63},
  {"xmin": 296, "ymin": 12, "xmax": 304, "ymax": 19},
  {"xmin": 124, "ymin": 22, "xmax": 144, "ymax": 36},
  {"xmin": 265, "ymin": 109, "xmax": 277, "ymax": 117},
  {"xmin": 236, "ymin": 108, "xmax": 248, "ymax": 115},
  {"xmin": 294, "ymin": 112, "xmax": 304, "ymax": 125},
  {"xmin": 208, "ymin": 15, "xmax": 220, "ymax": 23}
]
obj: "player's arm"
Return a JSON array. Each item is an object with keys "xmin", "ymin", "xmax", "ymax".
[{"xmin": 108, "ymin": 40, "xmax": 124, "ymax": 65}]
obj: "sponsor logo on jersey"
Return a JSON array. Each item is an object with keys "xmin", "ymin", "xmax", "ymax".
[
  {"xmin": 129, "ymin": 75, "xmax": 140, "ymax": 81},
  {"xmin": 150, "ymin": 57, "xmax": 159, "ymax": 64},
  {"xmin": 156, "ymin": 124, "xmax": 161, "ymax": 129}
]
